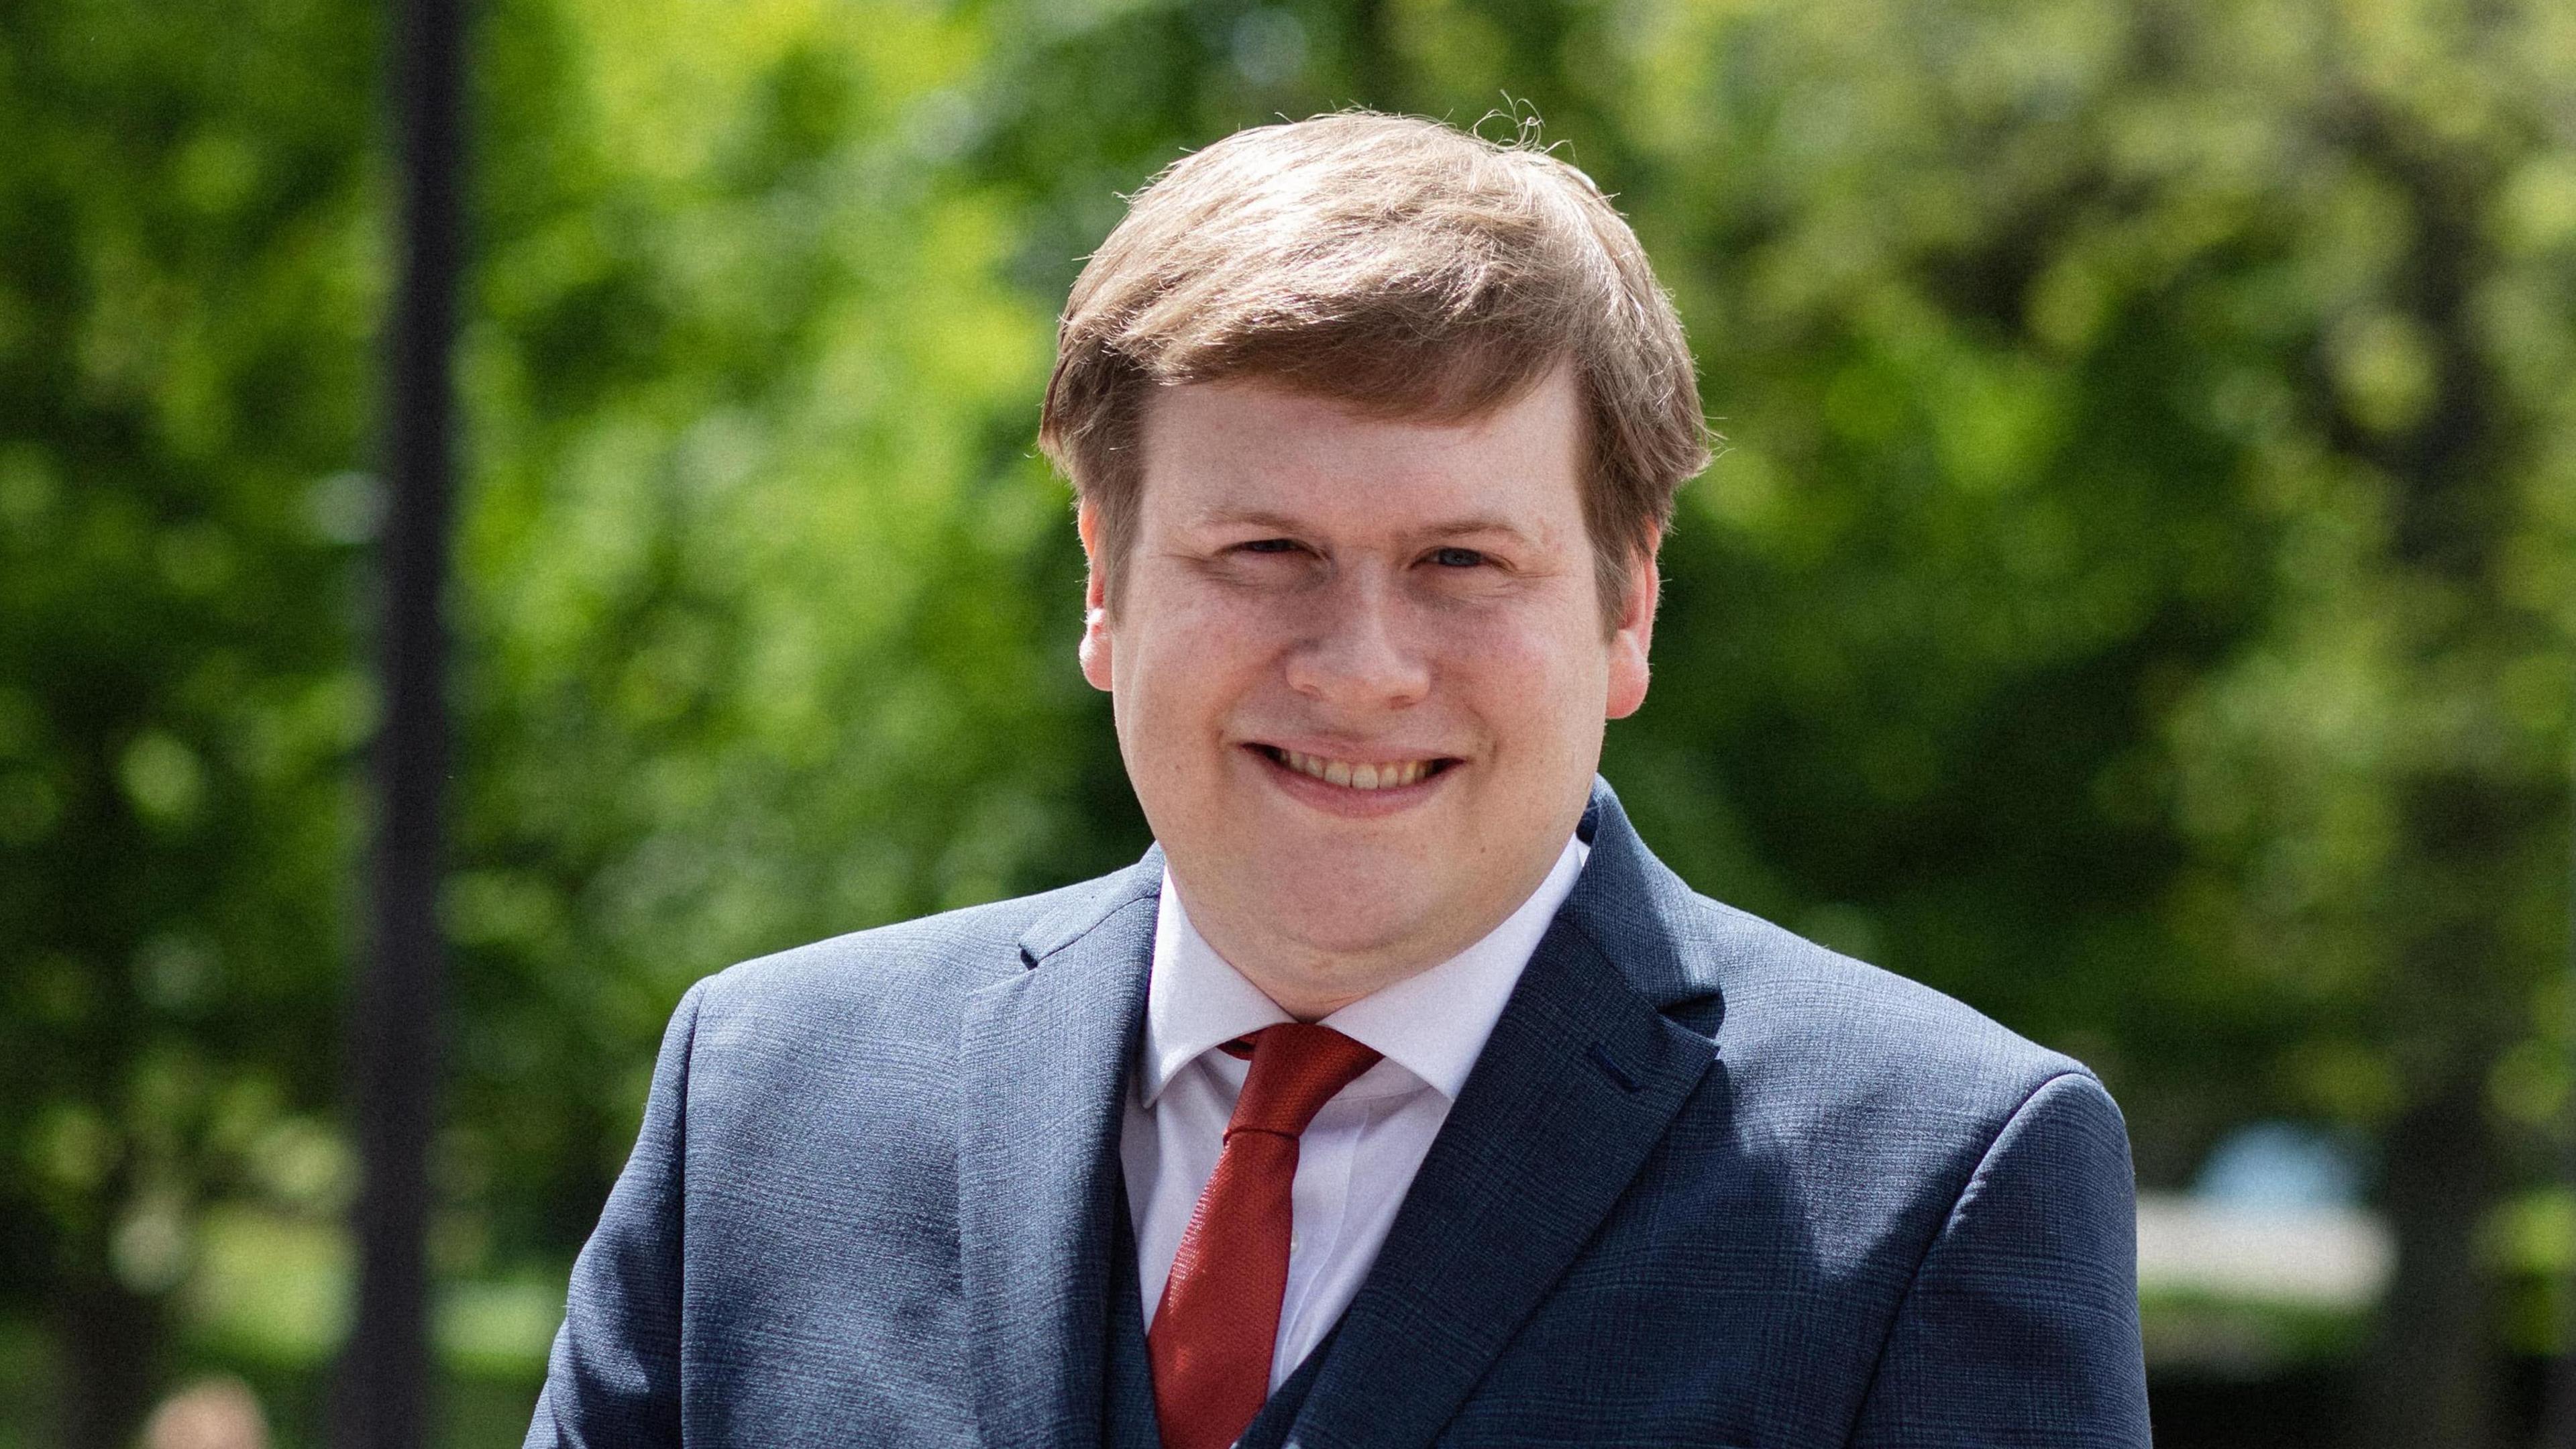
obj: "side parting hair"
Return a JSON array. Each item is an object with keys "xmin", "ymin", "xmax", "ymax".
[{"xmin": 1039, "ymin": 111, "xmax": 1712, "ymax": 618}]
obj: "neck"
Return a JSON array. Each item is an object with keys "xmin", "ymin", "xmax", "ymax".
[
  {"xmin": 1187, "ymin": 930, "xmax": 1467, "ymax": 1022},
  {"xmin": 1169, "ymin": 845, "xmax": 1570, "ymax": 1021}
]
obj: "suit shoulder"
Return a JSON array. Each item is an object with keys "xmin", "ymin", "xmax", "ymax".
[
  {"xmin": 689, "ymin": 870, "xmax": 1134, "ymax": 1027},
  {"xmin": 1672, "ymin": 890, "xmax": 2095, "ymax": 1118}
]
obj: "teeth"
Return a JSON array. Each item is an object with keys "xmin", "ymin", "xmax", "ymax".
[{"xmin": 1277, "ymin": 750, "xmax": 1436, "ymax": 790}]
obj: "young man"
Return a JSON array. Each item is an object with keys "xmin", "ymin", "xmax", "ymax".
[{"xmin": 527, "ymin": 113, "xmax": 2151, "ymax": 1448}]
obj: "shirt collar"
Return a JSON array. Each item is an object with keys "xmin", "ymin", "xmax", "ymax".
[
  {"xmin": 1138, "ymin": 884, "xmax": 1293, "ymax": 1106},
  {"xmin": 1136, "ymin": 834, "xmax": 1590, "ymax": 1108}
]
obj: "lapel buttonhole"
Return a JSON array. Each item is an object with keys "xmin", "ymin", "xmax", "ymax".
[{"xmin": 1585, "ymin": 1042, "xmax": 1639, "ymax": 1093}]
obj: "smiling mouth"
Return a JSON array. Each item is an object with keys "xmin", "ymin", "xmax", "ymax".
[{"xmin": 1252, "ymin": 745, "xmax": 1458, "ymax": 791}]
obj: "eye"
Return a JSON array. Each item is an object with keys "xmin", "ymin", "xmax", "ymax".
[
  {"xmin": 1427, "ymin": 546, "xmax": 1488, "ymax": 569},
  {"xmin": 1236, "ymin": 538, "xmax": 1302, "ymax": 555}
]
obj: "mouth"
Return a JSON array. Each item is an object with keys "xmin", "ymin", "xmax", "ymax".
[{"xmin": 1248, "ymin": 744, "xmax": 1458, "ymax": 792}]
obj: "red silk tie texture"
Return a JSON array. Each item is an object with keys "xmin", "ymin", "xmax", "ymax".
[{"xmin": 1149, "ymin": 1023, "xmax": 1383, "ymax": 1449}]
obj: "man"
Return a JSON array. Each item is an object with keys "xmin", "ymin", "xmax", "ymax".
[{"xmin": 527, "ymin": 113, "xmax": 2149, "ymax": 1448}]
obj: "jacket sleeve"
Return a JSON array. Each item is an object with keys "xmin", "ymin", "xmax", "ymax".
[
  {"xmin": 1847, "ymin": 1070, "xmax": 2151, "ymax": 1448},
  {"xmin": 524, "ymin": 981, "xmax": 706, "ymax": 1449}
]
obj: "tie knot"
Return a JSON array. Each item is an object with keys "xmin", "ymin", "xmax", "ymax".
[{"xmin": 1224, "ymin": 1023, "xmax": 1382, "ymax": 1140}]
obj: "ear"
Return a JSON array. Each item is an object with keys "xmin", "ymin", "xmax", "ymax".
[
  {"xmin": 1604, "ymin": 534, "xmax": 1659, "ymax": 720},
  {"xmin": 1076, "ymin": 500, "xmax": 1114, "ymax": 694}
]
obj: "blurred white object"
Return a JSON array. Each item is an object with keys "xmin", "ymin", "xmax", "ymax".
[{"xmin": 2136, "ymin": 1191, "xmax": 2394, "ymax": 1307}]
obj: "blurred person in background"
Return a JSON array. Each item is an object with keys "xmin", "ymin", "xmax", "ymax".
[
  {"xmin": 523, "ymin": 111, "xmax": 2150, "ymax": 1448},
  {"xmin": 140, "ymin": 1377, "xmax": 268, "ymax": 1449}
]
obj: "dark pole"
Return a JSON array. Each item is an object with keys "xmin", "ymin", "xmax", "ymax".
[
  {"xmin": 2547, "ymin": 688, "xmax": 2576, "ymax": 1448},
  {"xmin": 340, "ymin": 0, "xmax": 464, "ymax": 1438}
]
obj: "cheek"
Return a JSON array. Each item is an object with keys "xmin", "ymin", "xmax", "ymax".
[
  {"xmin": 1116, "ymin": 596, "xmax": 1285, "ymax": 722},
  {"xmin": 1440, "ymin": 614, "xmax": 1610, "ymax": 750},
  {"xmin": 1441, "ymin": 606, "xmax": 1605, "ymax": 683}
]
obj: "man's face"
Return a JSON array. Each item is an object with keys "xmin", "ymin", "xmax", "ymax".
[{"xmin": 1078, "ymin": 368, "xmax": 1656, "ymax": 1013}]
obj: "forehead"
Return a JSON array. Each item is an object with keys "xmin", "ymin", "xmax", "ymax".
[{"xmin": 1134, "ymin": 369, "xmax": 1586, "ymax": 531}]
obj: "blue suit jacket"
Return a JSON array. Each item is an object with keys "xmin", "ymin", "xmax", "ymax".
[{"xmin": 527, "ymin": 780, "xmax": 2150, "ymax": 1446}]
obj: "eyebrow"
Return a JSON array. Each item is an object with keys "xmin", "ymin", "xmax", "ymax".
[{"xmin": 1193, "ymin": 507, "xmax": 1544, "ymax": 548}]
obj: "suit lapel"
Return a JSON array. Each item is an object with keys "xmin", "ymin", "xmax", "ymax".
[
  {"xmin": 958, "ymin": 859, "xmax": 1161, "ymax": 1449},
  {"xmin": 1104, "ymin": 1174, "xmax": 1165, "ymax": 1449},
  {"xmin": 1285, "ymin": 782, "xmax": 1723, "ymax": 1449}
]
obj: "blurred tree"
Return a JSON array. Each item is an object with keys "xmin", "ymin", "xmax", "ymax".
[
  {"xmin": 442, "ymin": 0, "xmax": 1123, "ymax": 1270},
  {"xmin": 0, "ymin": 0, "xmax": 378, "ymax": 1442},
  {"xmin": 1613, "ymin": 0, "xmax": 2576, "ymax": 1436}
]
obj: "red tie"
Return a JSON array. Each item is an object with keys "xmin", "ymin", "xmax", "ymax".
[{"xmin": 1149, "ymin": 1023, "xmax": 1383, "ymax": 1449}]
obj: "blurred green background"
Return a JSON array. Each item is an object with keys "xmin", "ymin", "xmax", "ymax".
[{"xmin": 3, "ymin": 0, "xmax": 2573, "ymax": 1444}]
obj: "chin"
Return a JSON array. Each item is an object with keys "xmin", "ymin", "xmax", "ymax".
[{"xmin": 1234, "ymin": 876, "xmax": 1430, "ymax": 958}]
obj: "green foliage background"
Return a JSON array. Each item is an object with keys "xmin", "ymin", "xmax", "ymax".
[{"xmin": 2, "ymin": 0, "xmax": 2571, "ymax": 1443}]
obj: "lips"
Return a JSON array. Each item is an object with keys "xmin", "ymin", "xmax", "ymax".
[{"xmin": 1252, "ymin": 745, "xmax": 1455, "ymax": 791}]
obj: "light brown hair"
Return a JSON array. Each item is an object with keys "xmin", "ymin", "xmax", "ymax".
[{"xmin": 1038, "ymin": 111, "xmax": 1711, "ymax": 619}]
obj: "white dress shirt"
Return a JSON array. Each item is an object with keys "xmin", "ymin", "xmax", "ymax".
[{"xmin": 1118, "ymin": 834, "xmax": 1589, "ymax": 1389}]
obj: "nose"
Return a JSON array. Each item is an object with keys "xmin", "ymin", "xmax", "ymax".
[{"xmin": 1282, "ymin": 569, "xmax": 1431, "ymax": 712}]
